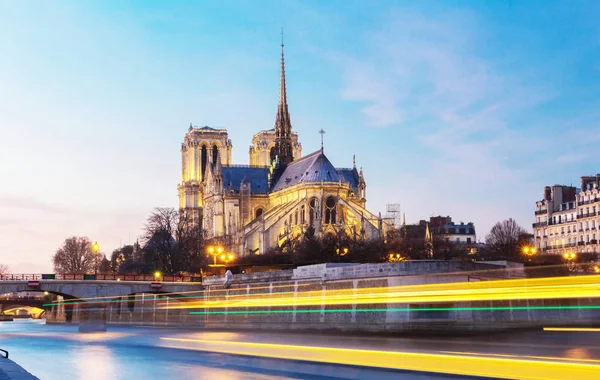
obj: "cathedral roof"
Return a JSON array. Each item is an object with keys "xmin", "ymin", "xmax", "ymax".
[
  {"xmin": 336, "ymin": 168, "xmax": 360, "ymax": 194},
  {"xmin": 222, "ymin": 166, "xmax": 270, "ymax": 194},
  {"xmin": 272, "ymin": 150, "xmax": 342, "ymax": 192}
]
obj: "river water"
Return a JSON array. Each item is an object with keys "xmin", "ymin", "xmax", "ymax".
[{"xmin": 0, "ymin": 319, "xmax": 330, "ymax": 380}]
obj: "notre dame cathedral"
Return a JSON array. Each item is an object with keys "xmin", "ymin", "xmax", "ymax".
[{"xmin": 178, "ymin": 41, "xmax": 391, "ymax": 257}]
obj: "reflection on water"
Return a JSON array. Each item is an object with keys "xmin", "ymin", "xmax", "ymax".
[
  {"xmin": 0, "ymin": 320, "xmax": 306, "ymax": 380},
  {"xmin": 73, "ymin": 346, "xmax": 117, "ymax": 380}
]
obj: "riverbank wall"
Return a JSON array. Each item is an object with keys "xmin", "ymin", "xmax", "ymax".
[{"xmin": 45, "ymin": 261, "xmax": 598, "ymax": 333}]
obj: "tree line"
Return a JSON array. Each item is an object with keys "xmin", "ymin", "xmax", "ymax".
[{"xmin": 49, "ymin": 211, "xmax": 596, "ymax": 275}]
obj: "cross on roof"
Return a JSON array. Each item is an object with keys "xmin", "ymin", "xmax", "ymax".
[{"xmin": 319, "ymin": 129, "xmax": 326, "ymax": 151}]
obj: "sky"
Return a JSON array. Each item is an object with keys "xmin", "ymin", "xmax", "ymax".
[{"xmin": 1, "ymin": 0, "xmax": 600, "ymax": 273}]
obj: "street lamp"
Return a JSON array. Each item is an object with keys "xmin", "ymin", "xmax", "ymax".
[
  {"xmin": 336, "ymin": 247, "xmax": 349, "ymax": 257},
  {"xmin": 154, "ymin": 271, "xmax": 161, "ymax": 280},
  {"xmin": 207, "ymin": 245, "xmax": 225, "ymax": 265},
  {"xmin": 522, "ymin": 246, "xmax": 537, "ymax": 257},
  {"xmin": 563, "ymin": 252, "xmax": 576, "ymax": 260},
  {"xmin": 220, "ymin": 253, "xmax": 235, "ymax": 265},
  {"xmin": 91, "ymin": 241, "xmax": 100, "ymax": 275}
]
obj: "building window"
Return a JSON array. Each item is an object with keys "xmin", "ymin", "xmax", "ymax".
[
  {"xmin": 201, "ymin": 145, "xmax": 208, "ymax": 177},
  {"xmin": 324, "ymin": 196, "xmax": 337, "ymax": 225},
  {"xmin": 295, "ymin": 209, "xmax": 298, "ymax": 225},
  {"xmin": 309, "ymin": 198, "xmax": 319, "ymax": 226},
  {"xmin": 269, "ymin": 147, "xmax": 276, "ymax": 166},
  {"xmin": 467, "ymin": 238, "xmax": 472, "ymax": 243},
  {"xmin": 300, "ymin": 205, "xmax": 306, "ymax": 224},
  {"xmin": 255, "ymin": 208, "xmax": 263, "ymax": 218}
]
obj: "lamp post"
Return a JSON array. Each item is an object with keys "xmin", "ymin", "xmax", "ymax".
[
  {"xmin": 563, "ymin": 252, "xmax": 577, "ymax": 272},
  {"xmin": 221, "ymin": 253, "xmax": 235, "ymax": 265},
  {"xmin": 91, "ymin": 241, "xmax": 100, "ymax": 275},
  {"xmin": 207, "ymin": 245, "xmax": 225, "ymax": 265},
  {"xmin": 522, "ymin": 245, "xmax": 537, "ymax": 261}
]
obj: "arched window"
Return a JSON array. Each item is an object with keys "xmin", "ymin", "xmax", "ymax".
[
  {"xmin": 201, "ymin": 145, "xmax": 208, "ymax": 178},
  {"xmin": 300, "ymin": 205, "xmax": 305, "ymax": 224},
  {"xmin": 255, "ymin": 208, "xmax": 263, "ymax": 219},
  {"xmin": 325, "ymin": 196, "xmax": 336, "ymax": 224},
  {"xmin": 309, "ymin": 198, "xmax": 319, "ymax": 226},
  {"xmin": 212, "ymin": 145, "xmax": 219, "ymax": 164},
  {"xmin": 269, "ymin": 147, "xmax": 276, "ymax": 165},
  {"xmin": 295, "ymin": 209, "xmax": 298, "ymax": 225}
]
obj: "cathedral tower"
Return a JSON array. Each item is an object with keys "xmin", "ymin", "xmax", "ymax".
[{"xmin": 178, "ymin": 124, "xmax": 232, "ymax": 225}]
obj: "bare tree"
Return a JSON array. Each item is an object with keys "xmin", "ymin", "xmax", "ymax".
[
  {"xmin": 52, "ymin": 236, "xmax": 103, "ymax": 274},
  {"xmin": 485, "ymin": 218, "xmax": 528, "ymax": 260},
  {"xmin": 142, "ymin": 208, "xmax": 204, "ymax": 274}
]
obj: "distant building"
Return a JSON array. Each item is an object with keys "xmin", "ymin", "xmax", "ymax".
[
  {"xmin": 533, "ymin": 175, "xmax": 600, "ymax": 256},
  {"xmin": 429, "ymin": 216, "xmax": 477, "ymax": 245}
]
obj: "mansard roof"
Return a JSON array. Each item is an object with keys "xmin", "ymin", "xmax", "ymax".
[
  {"xmin": 222, "ymin": 166, "xmax": 270, "ymax": 194},
  {"xmin": 272, "ymin": 150, "xmax": 342, "ymax": 192}
]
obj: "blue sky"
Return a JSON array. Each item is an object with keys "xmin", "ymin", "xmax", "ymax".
[{"xmin": 1, "ymin": 0, "xmax": 600, "ymax": 272}]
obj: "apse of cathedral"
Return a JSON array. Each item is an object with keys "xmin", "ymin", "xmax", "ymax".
[{"xmin": 178, "ymin": 40, "xmax": 390, "ymax": 257}]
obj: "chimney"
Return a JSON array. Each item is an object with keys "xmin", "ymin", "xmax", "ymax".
[{"xmin": 544, "ymin": 186, "xmax": 551, "ymax": 201}]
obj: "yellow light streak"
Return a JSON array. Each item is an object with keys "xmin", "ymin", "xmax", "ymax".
[
  {"xmin": 544, "ymin": 328, "xmax": 600, "ymax": 332},
  {"xmin": 164, "ymin": 275, "xmax": 600, "ymax": 310},
  {"xmin": 440, "ymin": 351, "xmax": 600, "ymax": 364},
  {"xmin": 160, "ymin": 337, "xmax": 600, "ymax": 380}
]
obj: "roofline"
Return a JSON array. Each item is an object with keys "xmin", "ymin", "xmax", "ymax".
[{"xmin": 270, "ymin": 180, "xmax": 351, "ymax": 196}]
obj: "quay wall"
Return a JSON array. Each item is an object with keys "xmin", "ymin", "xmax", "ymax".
[{"xmin": 45, "ymin": 262, "xmax": 596, "ymax": 333}]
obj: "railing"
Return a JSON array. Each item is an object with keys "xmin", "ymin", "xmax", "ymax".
[
  {"xmin": 532, "ymin": 222, "xmax": 547, "ymax": 228},
  {"xmin": 535, "ymin": 210, "xmax": 547, "ymax": 215},
  {"xmin": 0, "ymin": 274, "xmax": 202, "ymax": 282},
  {"xmin": 578, "ymin": 212, "xmax": 597, "ymax": 218}
]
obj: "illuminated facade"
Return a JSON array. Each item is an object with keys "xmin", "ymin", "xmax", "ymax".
[
  {"xmin": 533, "ymin": 176, "xmax": 600, "ymax": 256},
  {"xmin": 178, "ymin": 41, "xmax": 390, "ymax": 257}
]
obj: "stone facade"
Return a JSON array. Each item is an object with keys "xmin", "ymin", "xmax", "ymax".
[{"xmin": 533, "ymin": 176, "xmax": 600, "ymax": 256}]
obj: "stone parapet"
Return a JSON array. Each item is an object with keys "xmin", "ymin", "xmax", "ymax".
[{"xmin": 0, "ymin": 357, "xmax": 39, "ymax": 379}]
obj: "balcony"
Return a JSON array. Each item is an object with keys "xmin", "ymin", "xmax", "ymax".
[
  {"xmin": 532, "ymin": 222, "xmax": 547, "ymax": 228},
  {"xmin": 578, "ymin": 212, "xmax": 597, "ymax": 219},
  {"xmin": 578, "ymin": 241, "xmax": 585, "ymax": 246},
  {"xmin": 592, "ymin": 239, "xmax": 598, "ymax": 244},
  {"xmin": 535, "ymin": 209, "xmax": 547, "ymax": 215}
]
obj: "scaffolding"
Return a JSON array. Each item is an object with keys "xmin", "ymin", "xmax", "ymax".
[{"xmin": 385, "ymin": 203, "xmax": 402, "ymax": 229}]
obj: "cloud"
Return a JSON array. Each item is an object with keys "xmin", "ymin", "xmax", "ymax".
[
  {"xmin": 0, "ymin": 195, "xmax": 67, "ymax": 214},
  {"xmin": 329, "ymin": 7, "xmax": 565, "ymax": 235},
  {"xmin": 555, "ymin": 153, "xmax": 586, "ymax": 164}
]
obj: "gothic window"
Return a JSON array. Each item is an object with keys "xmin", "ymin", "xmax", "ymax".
[
  {"xmin": 324, "ymin": 196, "xmax": 336, "ymax": 225},
  {"xmin": 212, "ymin": 145, "xmax": 219, "ymax": 164},
  {"xmin": 309, "ymin": 198, "xmax": 319, "ymax": 226},
  {"xmin": 256, "ymin": 208, "xmax": 263, "ymax": 219},
  {"xmin": 295, "ymin": 209, "xmax": 298, "ymax": 225},
  {"xmin": 269, "ymin": 147, "xmax": 276, "ymax": 165},
  {"xmin": 300, "ymin": 205, "xmax": 305, "ymax": 224},
  {"xmin": 201, "ymin": 145, "xmax": 208, "ymax": 178}
]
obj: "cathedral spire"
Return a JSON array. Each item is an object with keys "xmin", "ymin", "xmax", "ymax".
[{"xmin": 273, "ymin": 28, "xmax": 294, "ymax": 169}]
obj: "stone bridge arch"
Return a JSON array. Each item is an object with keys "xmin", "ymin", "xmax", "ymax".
[{"xmin": 0, "ymin": 280, "xmax": 203, "ymax": 299}]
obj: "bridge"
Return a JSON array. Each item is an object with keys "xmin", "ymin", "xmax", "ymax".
[{"xmin": 0, "ymin": 274, "xmax": 204, "ymax": 299}]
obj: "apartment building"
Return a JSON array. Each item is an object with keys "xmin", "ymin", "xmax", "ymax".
[{"xmin": 533, "ymin": 175, "xmax": 600, "ymax": 255}]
